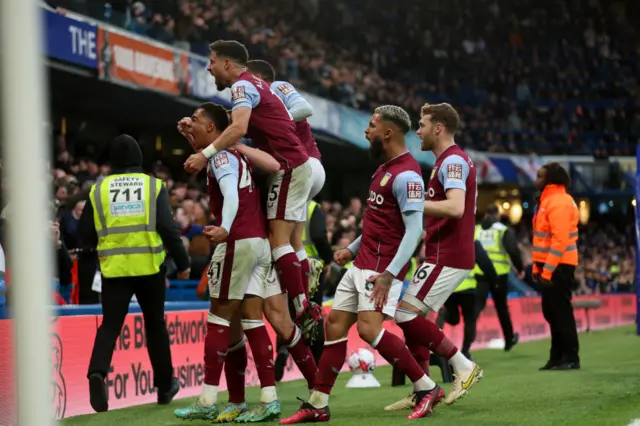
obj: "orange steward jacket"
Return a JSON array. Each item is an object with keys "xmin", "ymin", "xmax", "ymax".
[{"xmin": 531, "ymin": 184, "xmax": 579, "ymax": 280}]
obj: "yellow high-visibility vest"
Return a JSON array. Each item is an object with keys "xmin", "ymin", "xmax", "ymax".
[
  {"xmin": 455, "ymin": 263, "xmax": 482, "ymax": 292},
  {"xmin": 474, "ymin": 223, "xmax": 511, "ymax": 275},
  {"xmin": 89, "ymin": 173, "xmax": 165, "ymax": 278},
  {"xmin": 302, "ymin": 201, "xmax": 322, "ymax": 266}
]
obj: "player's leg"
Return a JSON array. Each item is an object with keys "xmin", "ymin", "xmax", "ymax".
[
  {"xmin": 264, "ymin": 292, "xmax": 318, "ymax": 393},
  {"xmin": 217, "ymin": 312, "xmax": 249, "ymax": 422},
  {"xmin": 174, "ymin": 242, "xmax": 247, "ymax": 420},
  {"xmin": 280, "ymin": 268, "xmax": 360, "ymax": 424},
  {"xmin": 266, "ymin": 163, "xmax": 319, "ymax": 325},
  {"xmin": 397, "ymin": 263, "xmax": 482, "ymax": 405}
]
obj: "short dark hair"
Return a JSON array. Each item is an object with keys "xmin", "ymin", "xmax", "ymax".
[
  {"xmin": 209, "ymin": 40, "xmax": 249, "ymax": 66},
  {"xmin": 542, "ymin": 162, "xmax": 571, "ymax": 188},
  {"xmin": 246, "ymin": 60, "xmax": 276, "ymax": 82},
  {"xmin": 198, "ymin": 102, "xmax": 230, "ymax": 132},
  {"xmin": 374, "ymin": 105, "xmax": 412, "ymax": 134},
  {"xmin": 421, "ymin": 103, "xmax": 460, "ymax": 134},
  {"xmin": 485, "ymin": 204, "xmax": 499, "ymax": 216}
]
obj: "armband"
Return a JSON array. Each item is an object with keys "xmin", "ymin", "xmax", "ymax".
[{"xmin": 202, "ymin": 144, "xmax": 218, "ymax": 159}]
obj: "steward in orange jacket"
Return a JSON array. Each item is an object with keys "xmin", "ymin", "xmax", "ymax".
[{"xmin": 532, "ymin": 162, "xmax": 580, "ymax": 371}]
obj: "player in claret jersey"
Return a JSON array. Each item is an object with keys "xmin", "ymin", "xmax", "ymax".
[
  {"xmin": 245, "ymin": 59, "xmax": 326, "ymax": 296},
  {"xmin": 280, "ymin": 106, "xmax": 442, "ymax": 424},
  {"xmin": 184, "ymin": 40, "xmax": 321, "ymax": 333},
  {"xmin": 388, "ymin": 103, "xmax": 483, "ymax": 412}
]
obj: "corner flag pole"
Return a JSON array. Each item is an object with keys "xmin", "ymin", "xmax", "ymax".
[
  {"xmin": 0, "ymin": 0, "xmax": 54, "ymax": 424},
  {"xmin": 635, "ymin": 145, "xmax": 640, "ymax": 336}
]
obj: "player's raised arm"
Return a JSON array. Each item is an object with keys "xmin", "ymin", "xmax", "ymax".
[
  {"xmin": 234, "ymin": 143, "xmax": 280, "ymax": 174},
  {"xmin": 385, "ymin": 171, "xmax": 425, "ymax": 277},
  {"xmin": 272, "ymin": 81, "xmax": 313, "ymax": 121},
  {"xmin": 424, "ymin": 154, "xmax": 469, "ymax": 219},
  {"xmin": 204, "ymin": 151, "xmax": 240, "ymax": 243}
]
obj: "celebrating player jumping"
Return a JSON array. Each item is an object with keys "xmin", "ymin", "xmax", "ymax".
[
  {"xmin": 183, "ymin": 40, "xmax": 322, "ymax": 335},
  {"xmin": 388, "ymin": 103, "xmax": 483, "ymax": 412},
  {"xmin": 280, "ymin": 105, "xmax": 441, "ymax": 423}
]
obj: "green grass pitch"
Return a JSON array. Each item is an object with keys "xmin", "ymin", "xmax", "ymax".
[{"xmin": 62, "ymin": 326, "xmax": 640, "ymax": 426}]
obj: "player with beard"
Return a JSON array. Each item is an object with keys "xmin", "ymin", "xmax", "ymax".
[
  {"xmin": 387, "ymin": 103, "xmax": 483, "ymax": 413},
  {"xmin": 183, "ymin": 40, "xmax": 321, "ymax": 336},
  {"xmin": 280, "ymin": 106, "xmax": 442, "ymax": 424},
  {"xmin": 174, "ymin": 104, "xmax": 319, "ymax": 422}
]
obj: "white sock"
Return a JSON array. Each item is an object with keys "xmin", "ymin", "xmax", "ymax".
[
  {"xmin": 260, "ymin": 386, "xmax": 278, "ymax": 404},
  {"xmin": 413, "ymin": 374, "xmax": 437, "ymax": 392},
  {"xmin": 449, "ymin": 350, "xmax": 474, "ymax": 374},
  {"xmin": 199, "ymin": 384, "xmax": 218, "ymax": 407},
  {"xmin": 308, "ymin": 390, "xmax": 329, "ymax": 409}
]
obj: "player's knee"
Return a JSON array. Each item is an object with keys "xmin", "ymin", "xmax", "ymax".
[
  {"xmin": 356, "ymin": 318, "xmax": 382, "ymax": 344},
  {"xmin": 324, "ymin": 313, "xmax": 347, "ymax": 341}
]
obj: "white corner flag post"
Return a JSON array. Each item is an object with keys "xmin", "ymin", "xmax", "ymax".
[{"xmin": 0, "ymin": 0, "xmax": 54, "ymax": 424}]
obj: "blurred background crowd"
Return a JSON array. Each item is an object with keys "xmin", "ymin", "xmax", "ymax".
[{"xmin": 20, "ymin": 0, "xmax": 638, "ymax": 302}]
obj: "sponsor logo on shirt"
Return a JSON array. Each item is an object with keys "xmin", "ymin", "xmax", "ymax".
[
  {"xmin": 407, "ymin": 182, "xmax": 424, "ymax": 201},
  {"xmin": 276, "ymin": 83, "xmax": 294, "ymax": 96},
  {"xmin": 231, "ymin": 85, "xmax": 246, "ymax": 102},
  {"xmin": 447, "ymin": 163, "xmax": 463, "ymax": 180},
  {"xmin": 214, "ymin": 152, "xmax": 229, "ymax": 169},
  {"xmin": 368, "ymin": 190, "xmax": 384, "ymax": 205},
  {"xmin": 380, "ymin": 172, "xmax": 392, "ymax": 187}
]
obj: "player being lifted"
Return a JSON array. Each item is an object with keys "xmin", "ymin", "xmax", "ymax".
[
  {"xmin": 388, "ymin": 103, "xmax": 483, "ymax": 411},
  {"xmin": 281, "ymin": 105, "xmax": 443, "ymax": 424},
  {"xmin": 183, "ymin": 40, "xmax": 321, "ymax": 332},
  {"xmin": 246, "ymin": 59, "xmax": 326, "ymax": 296},
  {"xmin": 174, "ymin": 103, "xmax": 318, "ymax": 422}
]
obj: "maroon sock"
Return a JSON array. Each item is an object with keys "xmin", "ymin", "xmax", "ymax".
[
  {"xmin": 313, "ymin": 339, "xmax": 347, "ymax": 395},
  {"xmin": 398, "ymin": 316, "xmax": 458, "ymax": 359},
  {"xmin": 274, "ymin": 252, "xmax": 306, "ymax": 310},
  {"xmin": 300, "ymin": 258, "xmax": 310, "ymax": 296},
  {"xmin": 284, "ymin": 327, "xmax": 318, "ymax": 389},
  {"xmin": 243, "ymin": 324, "xmax": 276, "ymax": 387},
  {"xmin": 408, "ymin": 341, "xmax": 431, "ymax": 376},
  {"xmin": 375, "ymin": 330, "xmax": 425, "ymax": 383},
  {"xmin": 205, "ymin": 321, "xmax": 229, "ymax": 386},
  {"xmin": 224, "ymin": 339, "xmax": 247, "ymax": 403}
]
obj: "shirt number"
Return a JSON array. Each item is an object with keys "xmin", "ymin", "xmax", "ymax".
[
  {"xmin": 239, "ymin": 156, "xmax": 252, "ymax": 190},
  {"xmin": 110, "ymin": 187, "xmax": 142, "ymax": 202}
]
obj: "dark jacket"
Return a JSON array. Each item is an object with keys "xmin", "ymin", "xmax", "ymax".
[
  {"xmin": 77, "ymin": 135, "xmax": 190, "ymax": 274},
  {"xmin": 481, "ymin": 218, "xmax": 524, "ymax": 273},
  {"xmin": 308, "ymin": 205, "xmax": 333, "ymax": 265}
]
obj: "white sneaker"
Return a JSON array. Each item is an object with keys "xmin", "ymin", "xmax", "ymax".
[
  {"xmin": 384, "ymin": 393, "xmax": 416, "ymax": 411},
  {"xmin": 444, "ymin": 363, "xmax": 483, "ymax": 405}
]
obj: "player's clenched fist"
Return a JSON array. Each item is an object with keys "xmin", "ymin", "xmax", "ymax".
[
  {"xmin": 177, "ymin": 117, "xmax": 195, "ymax": 144},
  {"xmin": 333, "ymin": 249, "xmax": 353, "ymax": 266}
]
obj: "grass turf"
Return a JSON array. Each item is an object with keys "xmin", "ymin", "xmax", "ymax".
[{"xmin": 63, "ymin": 326, "xmax": 640, "ymax": 426}]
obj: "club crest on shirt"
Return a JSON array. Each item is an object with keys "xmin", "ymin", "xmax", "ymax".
[
  {"xmin": 231, "ymin": 85, "xmax": 246, "ymax": 102},
  {"xmin": 447, "ymin": 164, "xmax": 463, "ymax": 180},
  {"xmin": 430, "ymin": 168, "xmax": 437, "ymax": 180},
  {"xmin": 380, "ymin": 172, "xmax": 392, "ymax": 187},
  {"xmin": 276, "ymin": 83, "xmax": 294, "ymax": 96},
  {"xmin": 214, "ymin": 152, "xmax": 229, "ymax": 169},
  {"xmin": 407, "ymin": 182, "xmax": 424, "ymax": 201}
]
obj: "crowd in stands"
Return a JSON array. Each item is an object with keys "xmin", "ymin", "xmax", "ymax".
[{"xmin": 48, "ymin": 0, "xmax": 640, "ymax": 157}]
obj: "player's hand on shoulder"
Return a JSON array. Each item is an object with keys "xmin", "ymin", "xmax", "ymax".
[
  {"xmin": 203, "ymin": 225, "xmax": 229, "ymax": 244},
  {"xmin": 334, "ymin": 249, "xmax": 353, "ymax": 266}
]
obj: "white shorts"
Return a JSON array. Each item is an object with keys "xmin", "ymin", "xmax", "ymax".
[
  {"xmin": 245, "ymin": 262, "xmax": 284, "ymax": 300},
  {"xmin": 208, "ymin": 237, "xmax": 271, "ymax": 301},
  {"xmin": 266, "ymin": 160, "xmax": 313, "ymax": 222},
  {"xmin": 308, "ymin": 157, "xmax": 326, "ymax": 201},
  {"xmin": 402, "ymin": 262, "xmax": 471, "ymax": 314},
  {"xmin": 332, "ymin": 266, "xmax": 403, "ymax": 318}
]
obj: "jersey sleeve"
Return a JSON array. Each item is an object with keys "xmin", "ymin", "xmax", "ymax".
[
  {"xmin": 438, "ymin": 155, "xmax": 470, "ymax": 191},
  {"xmin": 231, "ymin": 80, "xmax": 260, "ymax": 110},
  {"xmin": 270, "ymin": 81, "xmax": 302, "ymax": 109},
  {"xmin": 210, "ymin": 150, "xmax": 240, "ymax": 182},
  {"xmin": 392, "ymin": 171, "xmax": 425, "ymax": 213}
]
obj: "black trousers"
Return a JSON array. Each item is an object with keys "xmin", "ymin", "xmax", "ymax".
[
  {"xmin": 476, "ymin": 274, "xmax": 514, "ymax": 342},
  {"xmin": 540, "ymin": 264, "xmax": 580, "ymax": 364},
  {"xmin": 87, "ymin": 269, "xmax": 174, "ymax": 391},
  {"xmin": 443, "ymin": 290, "xmax": 477, "ymax": 354}
]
